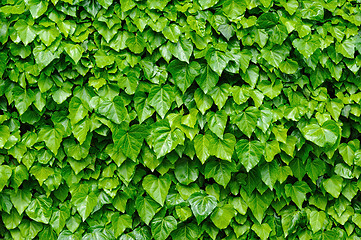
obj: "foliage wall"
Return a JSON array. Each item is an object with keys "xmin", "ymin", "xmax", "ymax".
[{"xmin": 1, "ymin": 0, "xmax": 361, "ymax": 239}]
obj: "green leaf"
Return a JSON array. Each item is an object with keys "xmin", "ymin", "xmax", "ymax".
[
  {"xmin": 236, "ymin": 139, "xmax": 264, "ymax": 172},
  {"xmin": 50, "ymin": 203, "xmax": 70, "ymax": 235},
  {"xmin": 0, "ymin": 125, "xmax": 10, "ymax": 148},
  {"xmin": 285, "ymin": 181, "xmax": 311, "ymax": 209},
  {"xmin": 231, "ymin": 107, "xmax": 259, "ymax": 138},
  {"xmin": 30, "ymin": 165, "xmax": 54, "ymax": 186},
  {"xmin": 292, "ymin": 36, "xmax": 320, "ymax": 59},
  {"xmin": 244, "ymin": 190, "xmax": 273, "ymax": 223},
  {"xmin": 113, "ymin": 125, "xmax": 148, "ymax": 161},
  {"xmin": 168, "ymin": 60, "xmax": 201, "ymax": 93},
  {"xmin": 94, "ymin": 50, "xmax": 115, "ymax": 68},
  {"xmin": 68, "ymin": 97, "xmax": 88, "ymax": 125},
  {"xmin": 279, "ymin": 59, "xmax": 299, "ymax": 74},
  {"xmin": 135, "ymin": 195, "xmax": 161, "ymax": 225},
  {"xmin": 222, "ymin": 0, "xmax": 246, "ymax": 19},
  {"xmin": 206, "ymin": 110, "xmax": 227, "ymax": 139},
  {"xmin": 151, "ymin": 120, "xmax": 184, "ymax": 158},
  {"xmin": 126, "ymin": 35, "xmax": 146, "ymax": 54},
  {"xmin": 38, "ymin": 126, "xmax": 64, "ymax": 155},
  {"xmin": 323, "ymin": 175, "xmax": 343, "ymax": 198},
  {"xmin": 14, "ymin": 19, "xmax": 37, "ymax": 45},
  {"xmin": 171, "ymin": 223, "xmax": 199, "ymax": 240},
  {"xmin": 251, "ymin": 223, "xmax": 272, "ymax": 240},
  {"xmin": 38, "ymin": 26, "xmax": 60, "ymax": 47},
  {"xmin": 194, "ymin": 88, "xmax": 213, "ymax": 115},
  {"xmin": 205, "ymin": 48, "xmax": 230, "ymax": 76},
  {"xmin": 148, "ymin": 85, "xmax": 175, "ymax": 119},
  {"xmin": 198, "ymin": 0, "xmax": 219, "ymax": 9},
  {"xmin": 97, "ymin": 96, "xmax": 127, "ymax": 124},
  {"xmin": 209, "ymin": 133, "xmax": 236, "ymax": 162},
  {"xmin": 151, "ymin": 216, "xmax": 177, "ymax": 240},
  {"xmin": 195, "ymin": 64, "xmax": 219, "ymax": 94},
  {"xmin": 260, "ymin": 161, "xmax": 279, "ymax": 190},
  {"xmin": 309, "ymin": 210, "xmax": 326, "ymax": 233},
  {"xmin": 2, "ymin": 208, "xmax": 22, "ymax": 229},
  {"xmin": 111, "ymin": 214, "xmax": 132, "ymax": 238},
  {"xmin": 261, "ymin": 45, "xmax": 289, "ymax": 68},
  {"xmin": 188, "ymin": 192, "xmax": 217, "ymax": 224},
  {"xmin": 162, "ymin": 24, "xmax": 182, "ymax": 43},
  {"xmin": 10, "ymin": 189, "xmax": 31, "ymax": 215},
  {"xmin": 170, "ymin": 37, "xmax": 193, "ymax": 63},
  {"xmin": 204, "ymin": 158, "xmax": 236, "ymax": 187},
  {"xmin": 194, "ymin": 133, "xmax": 212, "ymax": 164},
  {"xmin": 71, "ymin": 185, "xmax": 98, "ymax": 221},
  {"xmin": 25, "ymin": 195, "xmax": 52, "ymax": 224},
  {"xmin": 0, "ymin": 165, "xmax": 11, "ymax": 191},
  {"xmin": 142, "ymin": 174, "xmax": 171, "ymax": 206},
  {"xmin": 174, "ymin": 158, "xmax": 199, "ymax": 185},
  {"xmin": 12, "ymin": 86, "xmax": 35, "ymax": 115},
  {"xmin": 335, "ymin": 39, "xmax": 355, "ymax": 58},
  {"xmin": 301, "ymin": 120, "xmax": 340, "ymax": 148},
  {"xmin": 64, "ymin": 43, "xmax": 84, "ymax": 64},
  {"xmin": 257, "ymin": 12, "xmax": 279, "ymax": 28},
  {"xmin": 210, "ymin": 204, "xmax": 235, "ymax": 229},
  {"xmin": 28, "ymin": 0, "xmax": 48, "ymax": 19}
]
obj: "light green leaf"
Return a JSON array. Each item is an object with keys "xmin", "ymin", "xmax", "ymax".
[
  {"xmin": 285, "ymin": 181, "xmax": 311, "ymax": 209},
  {"xmin": 170, "ymin": 37, "xmax": 193, "ymax": 63},
  {"xmin": 111, "ymin": 214, "xmax": 132, "ymax": 238},
  {"xmin": 126, "ymin": 35, "xmax": 146, "ymax": 54},
  {"xmin": 151, "ymin": 216, "xmax": 177, "ymax": 240},
  {"xmin": 64, "ymin": 43, "xmax": 84, "ymax": 64},
  {"xmin": 71, "ymin": 186, "xmax": 98, "ymax": 221},
  {"xmin": 10, "ymin": 189, "xmax": 31, "ymax": 215},
  {"xmin": 279, "ymin": 59, "xmax": 299, "ymax": 74},
  {"xmin": 205, "ymin": 48, "xmax": 230, "ymax": 76},
  {"xmin": 136, "ymin": 195, "xmax": 161, "ymax": 225},
  {"xmin": 194, "ymin": 88, "xmax": 213, "ymax": 115},
  {"xmin": 2, "ymin": 208, "xmax": 22, "ymax": 229},
  {"xmin": 195, "ymin": 64, "xmax": 219, "ymax": 94},
  {"xmin": 14, "ymin": 19, "xmax": 37, "ymax": 45},
  {"xmin": 209, "ymin": 133, "xmax": 236, "ymax": 162},
  {"xmin": 206, "ymin": 110, "xmax": 227, "ymax": 139},
  {"xmin": 113, "ymin": 125, "xmax": 148, "ymax": 161},
  {"xmin": 188, "ymin": 192, "xmax": 217, "ymax": 224},
  {"xmin": 231, "ymin": 107, "xmax": 259, "ymax": 138},
  {"xmin": 260, "ymin": 161, "xmax": 279, "ymax": 190},
  {"xmin": 38, "ymin": 126, "xmax": 64, "ymax": 155},
  {"xmin": 236, "ymin": 139, "xmax": 264, "ymax": 172},
  {"xmin": 194, "ymin": 133, "xmax": 212, "ymax": 164},
  {"xmin": 309, "ymin": 210, "xmax": 326, "ymax": 233},
  {"xmin": 68, "ymin": 97, "xmax": 88, "ymax": 125},
  {"xmin": 162, "ymin": 24, "xmax": 182, "ymax": 43},
  {"xmin": 25, "ymin": 195, "xmax": 52, "ymax": 224},
  {"xmin": 0, "ymin": 165, "xmax": 12, "ymax": 191},
  {"xmin": 142, "ymin": 174, "xmax": 171, "ymax": 206},
  {"xmin": 97, "ymin": 96, "xmax": 127, "ymax": 124},
  {"xmin": 204, "ymin": 158, "xmax": 236, "ymax": 187},
  {"xmin": 148, "ymin": 85, "xmax": 175, "ymax": 119},
  {"xmin": 252, "ymin": 223, "xmax": 272, "ymax": 240},
  {"xmin": 323, "ymin": 175, "xmax": 343, "ymax": 198},
  {"xmin": 168, "ymin": 60, "xmax": 201, "ymax": 93},
  {"xmin": 301, "ymin": 120, "xmax": 340, "ymax": 147},
  {"xmin": 0, "ymin": 125, "xmax": 10, "ymax": 148},
  {"xmin": 210, "ymin": 204, "xmax": 235, "ymax": 229}
]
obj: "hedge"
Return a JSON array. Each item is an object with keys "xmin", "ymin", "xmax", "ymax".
[{"xmin": 1, "ymin": 0, "xmax": 361, "ymax": 239}]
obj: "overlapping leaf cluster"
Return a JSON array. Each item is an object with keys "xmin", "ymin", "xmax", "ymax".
[{"xmin": 1, "ymin": 0, "xmax": 361, "ymax": 239}]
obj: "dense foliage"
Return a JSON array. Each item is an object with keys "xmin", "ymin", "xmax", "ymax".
[{"xmin": 1, "ymin": 0, "xmax": 361, "ymax": 239}]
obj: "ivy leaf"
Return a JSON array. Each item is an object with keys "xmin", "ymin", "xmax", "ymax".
[
  {"xmin": 12, "ymin": 86, "xmax": 35, "ymax": 115},
  {"xmin": 168, "ymin": 60, "xmax": 201, "ymax": 93},
  {"xmin": 162, "ymin": 24, "xmax": 182, "ymax": 43},
  {"xmin": 113, "ymin": 125, "xmax": 148, "ymax": 161},
  {"xmin": 209, "ymin": 133, "xmax": 236, "ymax": 162},
  {"xmin": 151, "ymin": 120, "xmax": 185, "ymax": 158},
  {"xmin": 194, "ymin": 133, "xmax": 212, "ymax": 164},
  {"xmin": 142, "ymin": 174, "xmax": 171, "ymax": 206},
  {"xmin": 301, "ymin": 120, "xmax": 340, "ymax": 147},
  {"xmin": 252, "ymin": 223, "xmax": 272, "ymax": 240},
  {"xmin": 309, "ymin": 210, "xmax": 326, "ymax": 233},
  {"xmin": 204, "ymin": 158, "xmax": 236, "ymax": 187},
  {"xmin": 1, "ymin": 209, "xmax": 22, "ymax": 230},
  {"xmin": 170, "ymin": 37, "xmax": 193, "ymax": 63},
  {"xmin": 135, "ymin": 195, "xmax": 161, "ymax": 225},
  {"xmin": 13, "ymin": 19, "xmax": 37, "ymax": 46},
  {"xmin": 28, "ymin": 0, "xmax": 48, "ymax": 19},
  {"xmin": 97, "ymin": 96, "xmax": 127, "ymax": 124},
  {"xmin": 279, "ymin": 59, "xmax": 299, "ymax": 74},
  {"xmin": 195, "ymin": 63, "xmax": 219, "ymax": 94},
  {"xmin": 198, "ymin": 0, "xmax": 219, "ymax": 9},
  {"xmin": 148, "ymin": 85, "xmax": 175, "ymax": 119},
  {"xmin": 205, "ymin": 48, "xmax": 230, "ymax": 76},
  {"xmin": 111, "ymin": 214, "xmax": 132, "ymax": 238},
  {"xmin": 222, "ymin": 0, "xmax": 246, "ymax": 19},
  {"xmin": 285, "ymin": 181, "xmax": 311, "ymax": 209},
  {"xmin": 335, "ymin": 39, "xmax": 355, "ymax": 58},
  {"xmin": 323, "ymin": 175, "xmax": 343, "ymax": 198},
  {"xmin": 206, "ymin": 110, "xmax": 227, "ymax": 139},
  {"xmin": 261, "ymin": 45, "xmax": 289, "ymax": 68},
  {"xmin": 292, "ymin": 36, "xmax": 320, "ymax": 59},
  {"xmin": 0, "ymin": 125, "xmax": 10, "ymax": 148},
  {"xmin": 0, "ymin": 165, "xmax": 12, "ymax": 191},
  {"xmin": 71, "ymin": 186, "xmax": 98, "ymax": 221},
  {"xmin": 174, "ymin": 158, "xmax": 199, "ymax": 185},
  {"xmin": 25, "ymin": 195, "xmax": 52, "ymax": 224},
  {"xmin": 188, "ymin": 192, "xmax": 217, "ymax": 224},
  {"xmin": 171, "ymin": 223, "xmax": 199, "ymax": 240},
  {"xmin": 64, "ymin": 43, "xmax": 84, "ymax": 64},
  {"xmin": 236, "ymin": 139, "xmax": 264, "ymax": 172},
  {"xmin": 194, "ymin": 88, "xmax": 213, "ymax": 115},
  {"xmin": 151, "ymin": 216, "xmax": 177, "ymax": 240},
  {"xmin": 126, "ymin": 35, "xmax": 146, "ymax": 54},
  {"xmin": 210, "ymin": 204, "xmax": 235, "ymax": 229},
  {"xmin": 260, "ymin": 161, "xmax": 279, "ymax": 190},
  {"xmin": 10, "ymin": 190, "xmax": 31, "ymax": 215},
  {"xmin": 231, "ymin": 107, "xmax": 260, "ymax": 138},
  {"xmin": 68, "ymin": 97, "xmax": 88, "ymax": 125},
  {"xmin": 38, "ymin": 126, "xmax": 64, "ymax": 155}
]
